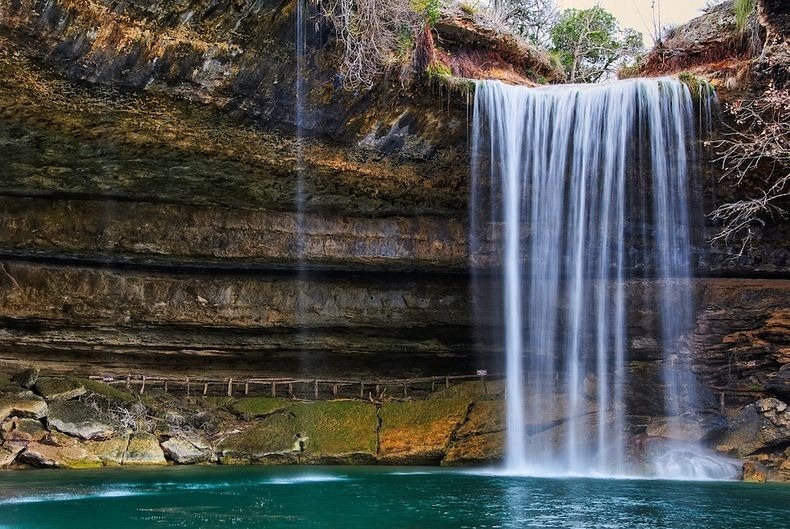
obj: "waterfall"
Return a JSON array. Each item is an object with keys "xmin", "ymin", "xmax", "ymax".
[{"xmin": 470, "ymin": 77, "xmax": 721, "ymax": 477}]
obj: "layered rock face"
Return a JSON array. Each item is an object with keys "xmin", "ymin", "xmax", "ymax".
[{"xmin": 0, "ymin": 0, "xmax": 788, "ymax": 477}]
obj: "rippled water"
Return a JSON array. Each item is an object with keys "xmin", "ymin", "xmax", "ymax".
[{"xmin": 0, "ymin": 466, "xmax": 787, "ymax": 528}]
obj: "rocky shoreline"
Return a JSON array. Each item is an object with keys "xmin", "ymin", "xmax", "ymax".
[{"xmin": 1, "ymin": 369, "xmax": 788, "ymax": 483}]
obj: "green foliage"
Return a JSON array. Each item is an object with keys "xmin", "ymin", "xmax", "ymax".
[
  {"xmin": 426, "ymin": 60, "xmax": 452, "ymax": 79},
  {"xmin": 291, "ymin": 401, "xmax": 378, "ymax": 455},
  {"xmin": 496, "ymin": 0, "xmax": 557, "ymax": 47},
  {"xmin": 550, "ymin": 6, "xmax": 643, "ymax": 83},
  {"xmin": 411, "ymin": 0, "xmax": 441, "ymax": 27},
  {"xmin": 734, "ymin": 0, "xmax": 756, "ymax": 33}
]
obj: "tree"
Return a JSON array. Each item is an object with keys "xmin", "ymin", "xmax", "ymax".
[
  {"xmin": 550, "ymin": 6, "xmax": 643, "ymax": 83},
  {"xmin": 493, "ymin": 0, "xmax": 559, "ymax": 47}
]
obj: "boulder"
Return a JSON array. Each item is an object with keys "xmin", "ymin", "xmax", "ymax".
[
  {"xmin": 0, "ymin": 442, "xmax": 25, "ymax": 467},
  {"xmin": 11, "ymin": 368, "xmax": 39, "ymax": 389},
  {"xmin": 218, "ymin": 413, "xmax": 299, "ymax": 465},
  {"xmin": 47, "ymin": 400, "xmax": 120, "ymax": 440},
  {"xmin": 645, "ymin": 412, "xmax": 728, "ymax": 442},
  {"xmin": 765, "ymin": 366, "xmax": 790, "ymax": 399},
  {"xmin": 161, "ymin": 436, "xmax": 211, "ymax": 464},
  {"xmin": 743, "ymin": 461, "xmax": 769, "ymax": 483},
  {"xmin": 0, "ymin": 393, "xmax": 48, "ymax": 422},
  {"xmin": 123, "ymin": 432, "xmax": 166, "ymax": 465},
  {"xmin": 19, "ymin": 442, "xmax": 103, "ymax": 469},
  {"xmin": 719, "ymin": 398, "xmax": 790, "ymax": 457},
  {"xmin": 34, "ymin": 378, "xmax": 86, "ymax": 401},
  {"xmin": 1, "ymin": 417, "xmax": 47, "ymax": 443},
  {"xmin": 85, "ymin": 436, "xmax": 130, "ymax": 465}
]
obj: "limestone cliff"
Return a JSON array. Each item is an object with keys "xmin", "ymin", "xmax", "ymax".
[{"xmin": 0, "ymin": 0, "xmax": 788, "ymax": 478}]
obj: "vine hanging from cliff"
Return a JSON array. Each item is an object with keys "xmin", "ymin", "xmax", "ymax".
[{"xmin": 709, "ymin": 85, "xmax": 790, "ymax": 255}]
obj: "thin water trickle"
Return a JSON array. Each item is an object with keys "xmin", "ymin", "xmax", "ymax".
[{"xmin": 471, "ymin": 78, "xmax": 724, "ymax": 478}]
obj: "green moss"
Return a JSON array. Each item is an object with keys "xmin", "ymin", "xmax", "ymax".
[
  {"xmin": 379, "ymin": 398, "xmax": 471, "ymax": 458},
  {"xmin": 429, "ymin": 380, "xmax": 503, "ymax": 400},
  {"xmin": 230, "ymin": 397, "xmax": 290, "ymax": 417},
  {"xmin": 426, "ymin": 60, "xmax": 453, "ymax": 80},
  {"xmin": 218, "ymin": 412, "xmax": 296, "ymax": 458},
  {"xmin": 677, "ymin": 72, "xmax": 713, "ymax": 101},
  {"xmin": 290, "ymin": 401, "xmax": 378, "ymax": 455},
  {"xmin": 78, "ymin": 379, "xmax": 137, "ymax": 404}
]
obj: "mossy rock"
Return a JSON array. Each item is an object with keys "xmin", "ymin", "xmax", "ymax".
[
  {"xmin": 455, "ymin": 400, "xmax": 504, "ymax": 437},
  {"xmin": 443, "ymin": 430, "xmax": 504, "ymax": 466},
  {"xmin": 85, "ymin": 436, "xmax": 129, "ymax": 465},
  {"xmin": 124, "ymin": 432, "xmax": 167, "ymax": 465},
  {"xmin": 77, "ymin": 379, "xmax": 137, "ymax": 404},
  {"xmin": 290, "ymin": 401, "xmax": 378, "ymax": 463},
  {"xmin": 19, "ymin": 441, "xmax": 103, "ymax": 469},
  {"xmin": 0, "ymin": 393, "xmax": 48, "ymax": 422},
  {"xmin": 229, "ymin": 397, "xmax": 290, "ymax": 418},
  {"xmin": 34, "ymin": 377, "xmax": 86, "ymax": 401},
  {"xmin": 10, "ymin": 368, "xmax": 39, "ymax": 389},
  {"xmin": 1, "ymin": 417, "xmax": 47, "ymax": 442},
  {"xmin": 218, "ymin": 412, "xmax": 298, "ymax": 465},
  {"xmin": 47, "ymin": 400, "xmax": 121, "ymax": 440},
  {"xmin": 430, "ymin": 380, "xmax": 504, "ymax": 400},
  {"xmin": 379, "ymin": 398, "xmax": 471, "ymax": 464}
]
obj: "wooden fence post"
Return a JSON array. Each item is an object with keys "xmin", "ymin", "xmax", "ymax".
[
  {"xmin": 314, "ymin": 380, "xmax": 319, "ymax": 399},
  {"xmin": 186, "ymin": 376, "xmax": 190, "ymax": 397},
  {"xmin": 227, "ymin": 378, "xmax": 233, "ymax": 397}
]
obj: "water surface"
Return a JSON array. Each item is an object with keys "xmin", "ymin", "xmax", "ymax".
[{"xmin": 0, "ymin": 466, "xmax": 787, "ymax": 528}]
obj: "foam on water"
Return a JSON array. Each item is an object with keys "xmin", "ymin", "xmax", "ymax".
[{"xmin": 0, "ymin": 489, "xmax": 145, "ymax": 505}]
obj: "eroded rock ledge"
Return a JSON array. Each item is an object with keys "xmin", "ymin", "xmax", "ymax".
[{"xmin": 2, "ymin": 371, "xmax": 789, "ymax": 481}]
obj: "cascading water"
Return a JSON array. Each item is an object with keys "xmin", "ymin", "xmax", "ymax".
[{"xmin": 470, "ymin": 77, "xmax": 733, "ymax": 478}]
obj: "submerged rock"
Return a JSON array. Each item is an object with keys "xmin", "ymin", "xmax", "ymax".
[{"xmin": 47, "ymin": 400, "xmax": 120, "ymax": 440}]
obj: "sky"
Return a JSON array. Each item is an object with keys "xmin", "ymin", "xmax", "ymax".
[{"xmin": 558, "ymin": 0, "xmax": 712, "ymax": 43}]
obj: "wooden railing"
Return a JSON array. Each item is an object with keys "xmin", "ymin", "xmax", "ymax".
[{"xmin": 86, "ymin": 372, "xmax": 503, "ymax": 400}]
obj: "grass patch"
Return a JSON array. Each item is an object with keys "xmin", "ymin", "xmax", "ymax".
[
  {"xmin": 78, "ymin": 379, "xmax": 137, "ymax": 404},
  {"xmin": 229, "ymin": 397, "xmax": 290, "ymax": 417},
  {"xmin": 291, "ymin": 401, "xmax": 378, "ymax": 455}
]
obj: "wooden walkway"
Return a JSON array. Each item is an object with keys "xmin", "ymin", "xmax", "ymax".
[{"xmin": 87, "ymin": 372, "xmax": 503, "ymax": 400}]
